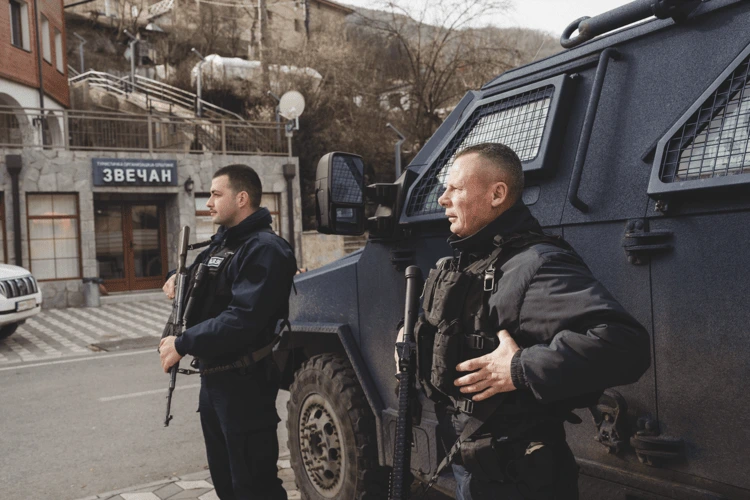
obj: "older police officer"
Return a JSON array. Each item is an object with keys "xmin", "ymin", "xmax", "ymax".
[
  {"xmin": 404, "ymin": 143, "xmax": 650, "ymax": 499},
  {"xmin": 160, "ymin": 164, "xmax": 296, "ymax": 500}
]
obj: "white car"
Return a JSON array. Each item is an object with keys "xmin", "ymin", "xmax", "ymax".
[{"xmin": 0, "ymin": 265, "xmax": 42, "ymax": 339}]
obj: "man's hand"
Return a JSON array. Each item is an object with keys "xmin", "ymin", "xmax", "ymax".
[
  {"xmin": 454, "ymin": 330, "xmax": 520, "ymax": 401},
  {"xmin": 162, "ymin": 274, "xmax": 176, "ymax": 300},
  {"xmin": 159, "ymin": 336, "xmax": 183, "ymax": 373}
]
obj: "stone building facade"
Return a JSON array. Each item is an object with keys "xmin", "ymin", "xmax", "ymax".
[{"xmin": 0, "ymin": 149, "xmax": 301, "ymax": 308}]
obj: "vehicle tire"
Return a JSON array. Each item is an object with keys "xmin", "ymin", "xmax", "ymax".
[
  {"xmin": 0, "ymin": 322, "xmax": 19, "ymax": 340},
  {"xmin": 287, "ymin": 353, "xmax": 389, "ymax": 500}
]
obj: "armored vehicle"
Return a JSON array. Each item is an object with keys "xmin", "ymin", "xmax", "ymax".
[{"xmin": 274, "ymin": 0, "xmax": 750, "ymax": 498}]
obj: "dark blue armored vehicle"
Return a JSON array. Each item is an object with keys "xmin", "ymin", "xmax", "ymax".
[{"xmin": 274, "ymin": 1, "xmax": 750, "ymax": 498}]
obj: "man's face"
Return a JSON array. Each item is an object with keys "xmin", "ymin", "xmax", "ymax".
[
  {"xmin": 206, "ymin": 175, "xmax": 240, "ymax": 227},
  {"xmin": 437, "ymin": 153, "xmax": 502, "ymax": 238}
]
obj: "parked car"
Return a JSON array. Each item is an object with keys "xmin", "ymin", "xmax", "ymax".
[{"xmin": 0, "ymin": 265, "xmax": 42, "ymax": 339}]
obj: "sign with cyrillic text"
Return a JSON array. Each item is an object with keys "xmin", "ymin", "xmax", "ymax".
[{"xmin": 92, "ymin": 158, "xmax": 178, "ymax": 187}]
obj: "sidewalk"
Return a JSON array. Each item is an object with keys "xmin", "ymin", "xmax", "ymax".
[{"xmin": 74, "ymin": 461, "xmax": 300, "ymax": 500}]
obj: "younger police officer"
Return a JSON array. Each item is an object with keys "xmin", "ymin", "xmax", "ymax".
[
  {"xmin": 160, "ymin": 164, "xmax": 297, "ymax": 500},
  {"xmin": 405, "ymin": 143, "xmax": 650, "ymax": 499}
]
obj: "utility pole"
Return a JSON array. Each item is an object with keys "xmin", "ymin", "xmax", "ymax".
[
  {"xmin": 387, "ymin": 123, "xmax": 406, "ymax": 179},
  {"xmin": 74, "ymin": 33, "xmax": 87, "ymax": 74},
  {"xmin": 257, "ymin": 0, "xmax": 270, "ymax": 91}
]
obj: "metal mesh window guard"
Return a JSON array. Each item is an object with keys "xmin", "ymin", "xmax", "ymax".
[
  {"xmin": 331, "ymin": 156, "xmax": 364, "ymax": 204},
  {"xmin": 660, "ymin": 55, "xmax": 750, "ymax": 183},
  {"xmin": 407, "ymin": 86, "xmax": 554, "ymax": 217}
]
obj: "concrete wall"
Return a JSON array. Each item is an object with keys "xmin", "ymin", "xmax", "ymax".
[
  {"xmin": 0, "ymin": 148, "xmax": 302, "ymax": 308},
  {"xmin": 300, "ymin": 231, "xmax": 366, "ymax": 270}
]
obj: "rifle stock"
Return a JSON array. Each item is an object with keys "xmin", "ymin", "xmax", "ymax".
[{"xmin": 389, "ymin": 265, "xmax": 423, "ymax": 500}]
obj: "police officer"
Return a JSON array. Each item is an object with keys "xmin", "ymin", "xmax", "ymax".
[
  {"xmin": 160, "ymin": 164, "xmax": 296, "ymax": 500},
  {"xmin": 402, "ymin": 143, "xmax": 651, "ymax": 499}
]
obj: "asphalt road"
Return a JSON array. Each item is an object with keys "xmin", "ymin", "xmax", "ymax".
[{"xmin": 0, "ymin": 347, "xmax": 289, "ymax": 500}]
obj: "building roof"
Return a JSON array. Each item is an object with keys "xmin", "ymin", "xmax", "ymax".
[{"xmin": 311, "ymin": 0, "xmax": 355, "ymax": 15}]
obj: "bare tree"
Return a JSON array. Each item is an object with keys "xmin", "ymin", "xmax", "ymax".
[{"xmin": 354, "ymin": 0, "xmax": 515, "ymax": 148}]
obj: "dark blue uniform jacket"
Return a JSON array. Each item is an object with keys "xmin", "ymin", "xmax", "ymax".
[{"xmin": 174, "ymin": 208, "xmax": 297, "ymax": 363}]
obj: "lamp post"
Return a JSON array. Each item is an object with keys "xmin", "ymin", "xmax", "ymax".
[
  {"xmin": 123, "ymin": 30, "xmax": 139, "ymax": 91},
  {"xmin": 191, "ymin": 48, "xmax": 206, "ymax": 118}
]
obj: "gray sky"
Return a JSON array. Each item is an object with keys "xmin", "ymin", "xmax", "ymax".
[{"xmin": 342, "ymin": 0, "xmax": 633, "ymax": 36}]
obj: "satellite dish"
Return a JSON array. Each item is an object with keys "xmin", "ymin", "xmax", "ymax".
[{"xmin": 279, "ymin": 90, "xmax": 305, "ymax": 120}]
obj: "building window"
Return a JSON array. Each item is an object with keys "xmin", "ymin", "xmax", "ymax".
[
  {"xmin": 0, "ymin": 111, "xmax": 23, "ymax": 145},
  {"xmin": 40, "ymin": 15, "xmax": 50, "ymax": 63},
  {"xmin": 294, "ymin": 18, "xmax": 302, "ymax": 32},
  {"xmin": 54, "ymin": 27, "xmax": 63, "ymax": 73},
  {"xmin": 9, "ymin": 0, "xmax": 30, "ymax": 50},
  {"xmin": 193, "ymin": 193, "xmax": 281, "ymax": 242},
  {"xmin": 27, "ymin": 194, "xmax": 81, "ymax": 280},
  {"xmin": 0, "ymin": 193, "xmax": 6, "ymax": 263},
  {"xmin": 261, "ymin": 193, "xmax": 280, "ymax": 233},
  {"xmin": 194, "ymin": 194, "xmax": 219, "ymax": 244}
]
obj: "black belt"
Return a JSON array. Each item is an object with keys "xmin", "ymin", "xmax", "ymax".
[{"xmin": 199, "ymin": 336, "xmax": 280, "ymax": 375}]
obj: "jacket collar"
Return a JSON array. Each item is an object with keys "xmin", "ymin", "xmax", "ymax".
[
  {"xmin": 448, "ymin": 199, "xmax": 542, "ymax": 255},
  {"xmin": 214, "ymin": 207, "xmax": 273, "ymax": 246}
]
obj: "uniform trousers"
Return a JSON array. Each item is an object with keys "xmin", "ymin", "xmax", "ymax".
[{"xmin": 199, "ymin": 362, "xmax": 287, "ymax": 500}]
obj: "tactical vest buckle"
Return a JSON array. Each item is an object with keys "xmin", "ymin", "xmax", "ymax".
[
  {"xmin": 483, "ymin": 265, "xmax": 496, "ymax": 292},
  {"xmin": 466, "ymin": 334, "xmax": 486, "ymax": 350},
  {"xmin": 456, "ymin": 398, "xmax": 474, "ymax": 415}
]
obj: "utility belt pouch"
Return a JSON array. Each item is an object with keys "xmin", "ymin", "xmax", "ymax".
[
  {"xmin": 430, "ymin": 318, "xmax": 464, "ymax": 400},
  {"xmin": 424, "ymin": 269, "xmax": 471, "ymax": 326},
  {"xmin": 460, "ymin": 434, "xmax": 506, "ymax": 483},
  {"xmin": 414, "ymin": 317, "xmax": 442, "ymax": 401}
]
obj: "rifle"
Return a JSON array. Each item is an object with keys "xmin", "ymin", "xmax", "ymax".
[
  {"xmin": 389, "ymin": 265, "xmax": 423, "ymax": 500},
  {"xmin": 162, "ymin": 226, "xmax": 207, "ymax": 427}
]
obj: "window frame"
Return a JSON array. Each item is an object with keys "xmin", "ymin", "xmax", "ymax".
[
  {"xmin": 26, "ymin": 193, "xmax": 83, "ymax": 282},
  {"xmin": 54, "ymin": 27, "xmax": 63, "ymax": 73},
  {"xmin": 9, "ymin": 0, "xmax": 30, "ymax": 51},
  {"xmin": 40, "ymin": 14, "xmax": 51, "ymax": 63},
  {"xmin": 648, "ymin": 42, "xmax": 750, "ymax": 199},
  {"xmin": 400, "ymin": 73, "xmax": 572, "ymax": 223}
]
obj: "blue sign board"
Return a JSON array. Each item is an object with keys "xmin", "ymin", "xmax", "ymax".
[{"xmin": 92, "ymin": 158, "xmax": 178, "ymax": 187}]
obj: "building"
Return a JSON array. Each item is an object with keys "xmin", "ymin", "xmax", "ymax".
[{"xmin": 1, "ymin": 5, "xmax": 302, "ymax": 307}]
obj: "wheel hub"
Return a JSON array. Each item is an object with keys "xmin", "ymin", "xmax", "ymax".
[{"xmin": 298, "ymin": 394, "xmax": 345, "ymax": 498}]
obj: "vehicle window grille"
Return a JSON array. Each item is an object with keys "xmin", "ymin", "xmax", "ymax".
[
  {"xmin": 659, "ymin": 55, "xmax": 750, "ymax": 183},
  {"xmin": 26, "ymin": 277, "xmax": 37, "ymax": 294},
  {"xmin": 331, "ymin": 155, "xmax": 364, "ymax": 204},
  {"xmin": 407, "ymin": 86, "xmax": 554, "ymax": 217},
  {"xmin": 8, "ymin": 279, "xmax": 19, "ymax": 297}
]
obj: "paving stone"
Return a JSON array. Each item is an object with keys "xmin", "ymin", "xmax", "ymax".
[
  {"xmin": 287, "ymin": 491, "xmax": 301, "ymax": 499},
  {"xmin": 176, "ymin": 471, "xmax": 211, "ymax": 481},
  {"xmin": 277, "ymin": 459, "xmax": 290, "ymax": 469},
  {"xmin": 166, "ymin": 488, "xmax": 212, "ymax": 499},
  {"xmin": 121, "ymin": 493, "xmax": 162, "ymax": 500},
  {"xmin": 278, "ymin": 469, "xmax": 296, "ymax": 481},
  {"xmin": 152, "ymin": 483, "xmax": 183, "ymax": 499},
  {"xmin": 175, "ymin": 480, "xmax": 212, "ymax": 490},
  {"xmin": 198, "ymin": 491, "xmax": 219, "ymax": 500}
]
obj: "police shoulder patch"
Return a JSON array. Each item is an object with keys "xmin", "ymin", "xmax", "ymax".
[{"xmin": 207, "ymin": 256, "xmax": 225, "ymax": 268}]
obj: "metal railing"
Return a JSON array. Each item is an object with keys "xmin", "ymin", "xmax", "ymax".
[
  {"xmin": 69, "ymin": 71, "xmax": 243, "ymax": 121},
  {"xmin": 0, "ymin": 106, "xmax": 287, "ymax": 155}
]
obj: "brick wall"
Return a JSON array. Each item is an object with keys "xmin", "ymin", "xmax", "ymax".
[{"xmin": 0, "ymin": 0, "xmax": 69, "ymax": 107}]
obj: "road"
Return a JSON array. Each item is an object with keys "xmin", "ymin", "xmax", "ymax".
[{"xmin": 0, "ymin": 299, "xmax": 290, "ymax": 500}]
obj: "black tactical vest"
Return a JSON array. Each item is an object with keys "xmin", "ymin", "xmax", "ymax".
[{"xmin": 416, "ymin": 232, "xmax": 572, "ymax": 412}]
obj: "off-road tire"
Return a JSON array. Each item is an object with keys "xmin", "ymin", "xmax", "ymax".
[
  {"xmin": 0, "ymin": 322, "xmax": 19, "ymax": 340},
  {"xmin": 287, "ymin": 353, "xmax": 389, "ymax": 500}
]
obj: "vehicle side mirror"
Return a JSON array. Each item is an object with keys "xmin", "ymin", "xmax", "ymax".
[{"xmin": 315, "ymin": 152, "xmax": 365, "ymax": 235}]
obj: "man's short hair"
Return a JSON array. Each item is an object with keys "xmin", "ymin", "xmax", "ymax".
[
  {"xmin": 455, "ymin": 143, "xmax": 524, "ymax": 203},
  {"xmin": 213, "ymin": 164, "xmax": 262, "ymax": 208}
]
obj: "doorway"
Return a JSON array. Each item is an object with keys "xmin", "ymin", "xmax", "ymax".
[{"xmin": 94, "ymin": 202, "xmax": 167, "ymax": 292}]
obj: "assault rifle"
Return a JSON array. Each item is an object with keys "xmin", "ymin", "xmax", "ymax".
[
  {"xmin": 389, "ymin": 265, "xmax": 423, "ymax": 500},
  {"xmin": 161, "ymin": 226, "xmax": 207, "ymax": 427}
]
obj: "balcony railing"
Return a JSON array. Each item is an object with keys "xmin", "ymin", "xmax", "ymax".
[{"xmin": 0, "ymin": 106, "xmax": 287, "ymax": 156}]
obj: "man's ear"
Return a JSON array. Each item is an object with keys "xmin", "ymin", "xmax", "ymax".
[
  {"xmin": 490, "ymin": 181, "xmax": 508, "ymax": 208},
  {"xmin": 236, "ymin": 190, "xmax": 249, "ymax": 208}
]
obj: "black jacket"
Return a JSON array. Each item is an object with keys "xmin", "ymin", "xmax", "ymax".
[
  {"xmin": 449, "ymin": 201, "xmax": 651, "ymax": 404},
  {"xmin": 174, "ymin": 208, "xmax": 297, "ymax": 362}
]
